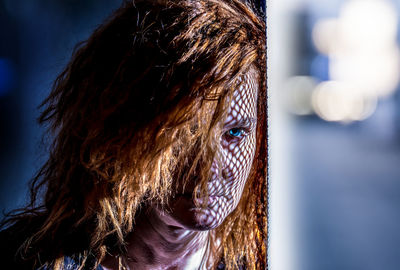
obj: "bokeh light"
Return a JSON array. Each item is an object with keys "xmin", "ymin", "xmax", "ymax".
[
  {"xmin": 291, "ymin": 0, "xmax": 400, "ymax": 123},
  {"xmin": 311, "ymin": 81, "xmax": 377, "ymax": 122},
  {"xmin": 282, "ymin": 76, "xmax": 317, "ymax": 116}
]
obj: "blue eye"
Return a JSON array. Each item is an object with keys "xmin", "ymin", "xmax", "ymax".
[{"xmin": 228, "ymin": 128, "xmax": 244, "ymax": 137}]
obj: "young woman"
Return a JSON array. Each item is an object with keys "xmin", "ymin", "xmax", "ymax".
[{"xmin": 1, "ymin": 0, "xmax": 267, "ymax": 269}]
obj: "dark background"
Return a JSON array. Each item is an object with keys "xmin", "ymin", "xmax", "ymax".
[{"xmin": 0, "ymin": 0, "xmax": 124, "ymax": 214}]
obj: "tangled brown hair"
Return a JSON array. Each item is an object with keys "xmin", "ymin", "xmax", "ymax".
[{"xmin": 2, "ymin": 0, "xmax": 266, "ymax": 269}]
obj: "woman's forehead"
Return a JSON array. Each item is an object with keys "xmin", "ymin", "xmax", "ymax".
[{"xmin": 226, "ymin": 69, "xmax": 259, "ymax": 122}]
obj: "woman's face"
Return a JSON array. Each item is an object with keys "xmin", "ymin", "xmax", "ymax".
[{"xmin": 167, "ymin": 69, "xmax": 259, "ymax": 230}]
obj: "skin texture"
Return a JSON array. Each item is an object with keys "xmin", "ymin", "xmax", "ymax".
[
  {"xmin": 167, "ymin": 68, "xmax": 259, "ymax": 231},
  {"xmin": 101, "ymin": 69, "xmax": 259, "ymax": 269}
]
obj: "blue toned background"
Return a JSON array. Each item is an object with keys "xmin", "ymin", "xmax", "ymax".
[
  {"xmin": 0, "ymin": 0, "xmax": 122, "ymax": 213},
  {"xmin": 268, "ymin": 0, "xmax": 400, "ymax": 270}
]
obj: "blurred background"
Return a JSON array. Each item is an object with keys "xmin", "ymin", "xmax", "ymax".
[
  {"xmin": 268, "ymin": 0, "xmax": 400, "ymax": 269},
  {"xmin": 1, "ymin": 0, "xmax": 400, "ymax": 269},
  {"xmin": 0, "ymin": 0, "xmax": 124, "ymax": 213}
]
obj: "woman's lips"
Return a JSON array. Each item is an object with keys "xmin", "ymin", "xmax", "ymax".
[{"xmin": 176, "ymin": 193, "xmax": 225, "ymax": 207}]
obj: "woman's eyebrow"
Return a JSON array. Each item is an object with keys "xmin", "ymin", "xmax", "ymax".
[{"xmin": 225, "ymin": 117, "xmax": 257, "ymax": 127}]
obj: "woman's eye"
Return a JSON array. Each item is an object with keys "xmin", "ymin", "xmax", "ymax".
[{"xmin": 227, "ymin": 128, "xmax": 245, "ymax": 137}]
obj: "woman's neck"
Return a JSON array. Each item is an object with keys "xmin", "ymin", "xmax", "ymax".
[{"xmin": 101, "ymin": 207, "xmax": 209, "ymax": 270}]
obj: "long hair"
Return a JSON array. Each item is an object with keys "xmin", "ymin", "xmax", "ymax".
[{"xmin": 2, "ymin": 0, "xmax": 266, "ymax": 269}]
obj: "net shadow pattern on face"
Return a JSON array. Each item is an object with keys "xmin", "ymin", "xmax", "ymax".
[{"xmin": 199, "ymin": 70, "xmax": 258, "ymax": 228}]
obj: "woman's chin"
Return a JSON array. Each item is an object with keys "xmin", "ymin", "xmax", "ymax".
[{"xmin": 168, "ymin": 195, "xmax": 222, "ymax": 231}]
